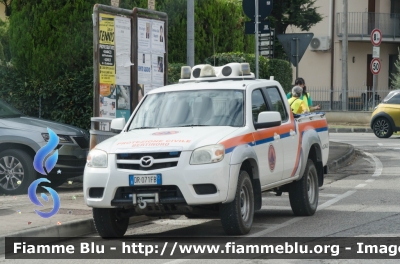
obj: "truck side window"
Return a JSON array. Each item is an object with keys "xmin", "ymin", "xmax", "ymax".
[
  {"xmin": 264, "ymin": 87, "xmax": 288, "ymax": 122},
  {"xmin": 251, "ymin": 89, "xmax": 268, "ymax": 123}
]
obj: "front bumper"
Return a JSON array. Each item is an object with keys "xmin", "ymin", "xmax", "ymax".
[
  {"xmin": 84, "ymin": 151, "xmax": 233, "ymax": 208},
  {"xmin": 46, "ymin": 143, "xmax": 87, "ymax": 179}
]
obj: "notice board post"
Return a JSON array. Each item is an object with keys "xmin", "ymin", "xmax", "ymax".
[{"xmin": 91, "ymin": 4, "xmax": 167, "ymax": 149}]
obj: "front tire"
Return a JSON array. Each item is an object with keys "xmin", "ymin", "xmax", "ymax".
[
  {"xmin": 289, "ymin": 159, "xmax": 319, "ymax": 216},
  {"xmin": 0, "ymin": 149, "xmax": 36, "ymax": 195},
  {"xmin": 373, "ymin": 117, "xmax": 393, "ymax": 138},
  {"xmin": 220, "ymin": 170, "xmax": 254, "ymax": 235},
  {"xmin": 93, "ymin": 208, "xmax": 129, "ymax": 238}
]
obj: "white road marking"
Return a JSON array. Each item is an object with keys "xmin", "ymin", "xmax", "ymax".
[
  {"xmin": 366, "ymin": 179, "xmax": 375, "ymax": 183},
  {"xmin": 316, "ymin": 190, "xmax": 357, "ymax": 211},
  {"xmin": 363, "ymin": 152, "xmax": 383, "ymax": 177},
  {"xmin": 377, "ymin": 143, "xmax": 383, "ymax": 146},
  {"xmin": 318, "ymin": 193, "xmax": 339, "ymax": 198},
  {"xmin": 356, "ymin": 184, "xmax": 367, "ymax": 188}
]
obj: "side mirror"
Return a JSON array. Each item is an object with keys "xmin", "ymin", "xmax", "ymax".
[
  {"xmin": 110, "ymin": 118, "xmax": 126, "ymax": 133},
  {"xmin": 254, "ymin": 111, "xmax": 282, "ymax": 130}
]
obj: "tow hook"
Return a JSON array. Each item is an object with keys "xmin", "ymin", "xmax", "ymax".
[
  {"xmin": 138, "ymin": 197, "xmax": 147, "ymax": 209},
  {"xmin": 132, "ymin": 193, "xmax": 159, "ymax": 209}
]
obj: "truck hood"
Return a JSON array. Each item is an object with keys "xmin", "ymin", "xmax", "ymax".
[
  {"xmin": 96, "ymin": 126, "xmax": 240, "ymax": 153},
  {"xmin": 0, "ymin": 116, "xmax": 86, "ymax": 135}
]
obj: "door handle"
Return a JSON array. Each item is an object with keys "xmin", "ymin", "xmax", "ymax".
[
  {"xmin": 290, "ymin": 129, "xmax": 296, "ymax": 136},
  {"xmin": 274, "ymin": 133, "xmax": 280, "ymax": 140}
]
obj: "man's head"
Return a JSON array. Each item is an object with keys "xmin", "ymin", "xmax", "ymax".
[{"xmin": 292, "ymin": 86, "xmax": 303, "ymax": 98}]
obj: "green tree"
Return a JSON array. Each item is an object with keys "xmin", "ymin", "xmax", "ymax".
[
  {"xmin": 268, "ymin": 0, "xmax": 323, "ymax": 59},
  {"xmin": 0, "ymin": 18, "xmax": 10, "ymax": 63},
  {"xmin": 390, "ymin": 48, "xmax": 400, "ymax": 89}
]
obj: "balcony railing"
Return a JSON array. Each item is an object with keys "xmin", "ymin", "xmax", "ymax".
[{"xmin": 336, "ymin": 12, "xmax": 400, "ymax": 39}]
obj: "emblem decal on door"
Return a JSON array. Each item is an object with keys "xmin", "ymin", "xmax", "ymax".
[{"xmin": 268, "ymin": 144, "xmax": 276, "ymax": 172}]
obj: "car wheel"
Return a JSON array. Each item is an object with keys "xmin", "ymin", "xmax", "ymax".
[
  {"xmin": 220, "ymin": 170, "xmax": 254, "ymax": 235},
  {"xmin": 289, "ymin": 159, "xmax": 319, "ymax": 216},
  {"xmin": 0, "ymin": 149, "xmax": 36, "ymax": 195},
  {"xmin": 93, "ymin": 208, "xmax": 129, "ymax": 238},
  {"xmin": 373, "ymin": 117, "xmax": 393, "ymax": 138}
]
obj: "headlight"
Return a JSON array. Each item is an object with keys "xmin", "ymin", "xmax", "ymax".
[
  {"xmin": 42, "ymin": 133, "xmax": 71, "ymax": 143},
  {"xmin": 86, "ymin": 149, "xmax": 108, "ymax": 168},
  {"xmin": 190, "ymin": 144, "xmax": 225, "ymax": 165}
]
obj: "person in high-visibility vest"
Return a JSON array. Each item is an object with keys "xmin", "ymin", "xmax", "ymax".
[
  {"xmin": 288, "ymin": 86, "xmax": 309, "ymax": 114},
  {"xmin": 286, "ymin": 78, "xmax": 321, "ymax": 112}
]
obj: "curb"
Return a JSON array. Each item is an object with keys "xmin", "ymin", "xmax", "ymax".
[
  {"xmin": 327, "ymin": 144, "xmax": 355, "ymax": 173},
  {"xmin": 0, "ymin": 215, "xmax": 152, "ymax": 255},
  {"xmin": 328, "ymin": 127, "xmax": 372, "ymax": 133}
]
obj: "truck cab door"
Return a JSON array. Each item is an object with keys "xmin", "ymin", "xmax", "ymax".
[
  {"xmin": 251, "ymin": 89, "xmax": 283, "ymax": 186},
  {"xmin": 262, "ymin": 87, "xmax": 300, "ymax": 179}
]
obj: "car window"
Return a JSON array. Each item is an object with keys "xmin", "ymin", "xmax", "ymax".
[
  {"xmin": 251, "ymin": 89, "xmax": 268, "ymax": 123},
  {"xmin": 385, "ymin": 93, "xmax": 400, "ymax": 104},
  {"xmin": 0, "ymin": 99, "xmax": 22, "ymax": 118},
  {"xmin": 263, "ymin": 87, "xmax": 288, "ymax": 122}
]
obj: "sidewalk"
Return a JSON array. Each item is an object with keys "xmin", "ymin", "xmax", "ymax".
[
  {"xmin": 328, "ymin": 123, "xmax": 373, "ymax": 133},
  {"xmin": 0, "ymin": 141, "xmax": 355, "ymax": 253}
]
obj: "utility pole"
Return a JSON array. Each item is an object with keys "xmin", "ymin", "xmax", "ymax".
[
  {"xmin": 255, "ymin": 0, "xmax": 259, "ymax": 78},
  {"xmin": 187, "ymin": 0, "xmax": 195, "ymax": 67},
  {"xmin": 341, "ymin": 0, "xmax": 348, "ymax": 111}
]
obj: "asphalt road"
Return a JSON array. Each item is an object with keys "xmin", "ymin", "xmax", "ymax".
[{"xmin": 2, "ymin": 133, "xmax": 400, "ymax": 263}]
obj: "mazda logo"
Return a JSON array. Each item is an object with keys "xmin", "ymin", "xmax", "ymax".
[{"xmin": 140, "ymin": 156, "xmax": 154, "ymax": 167}]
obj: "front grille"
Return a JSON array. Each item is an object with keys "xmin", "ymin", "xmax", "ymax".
[
  {"xmin": 57, "ymin": 156, "xmax": 86, "ymax": 167},
  {"xmin": 73, "ymin": 136, "xmax": 89, "ymax": 149},
  {"xmin": 116, "ymin": 151, "xmax": 181, "ymax": 171},
  {"xmin": 117, "ymin": 162, "xmax": 178, "ymax": 171}
]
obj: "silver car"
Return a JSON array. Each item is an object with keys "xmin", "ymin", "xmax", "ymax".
[{"xmin": 0, "ymin": 98, "xmax": 89, "ymax": 194}]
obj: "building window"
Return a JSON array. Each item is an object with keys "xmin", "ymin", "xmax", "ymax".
[
  {"xmin": 389, "ymin": 54, "xmax": 398, "ymax": 89},
  {"xmin": 391, "ymin": 0, "xmax": 400, "ymax": 14}
]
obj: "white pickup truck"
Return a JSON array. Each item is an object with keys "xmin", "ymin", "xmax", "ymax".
[{"xmin": 84, "ymin": 63, "xmax": 329, "ymax": 238}]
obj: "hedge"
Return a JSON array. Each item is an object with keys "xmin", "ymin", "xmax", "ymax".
[{"xmin": 0, "ymin": 65, "xmax": 93, "ymax": 130}]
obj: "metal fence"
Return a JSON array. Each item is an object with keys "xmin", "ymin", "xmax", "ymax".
[
  {"xmin": 306, "ymin": 87, "xmax": 393, "ymax": 111},
  {"xmin": 337, "ymin": 12, "xmax": 400, "ymax": 38}
]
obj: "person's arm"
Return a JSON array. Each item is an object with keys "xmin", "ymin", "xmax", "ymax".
[{"xmin": 308, "ymin": 94, "xmax": 321, "ymax": 111}]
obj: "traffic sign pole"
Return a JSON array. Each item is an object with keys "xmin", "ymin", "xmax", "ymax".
[{"xmin": 370, "ymin": 28, "xmax": 381, "ymax": 109}]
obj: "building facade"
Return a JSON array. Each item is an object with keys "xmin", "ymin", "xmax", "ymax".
[{"xmin": 287, "ymin": 0, "xmax": 400, "ymax": 108}]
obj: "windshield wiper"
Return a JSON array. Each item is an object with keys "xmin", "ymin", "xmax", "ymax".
[
  {"xmin": 129, "ymin": 127, "xmax": 157, "ymax": 130},
  {"xmin": 176, "ymin": 124, "xmax": 211, "ymax": 127}
]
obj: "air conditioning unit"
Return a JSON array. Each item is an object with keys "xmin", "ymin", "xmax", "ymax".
[{"xmin": 309, "ymin": 36, "xmax": 331, "ymax": 51}]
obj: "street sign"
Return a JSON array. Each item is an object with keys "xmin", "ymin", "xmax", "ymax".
[
  {"xmin": 370, "ymin": 58, "xmax": 381, "ymax": 75},
  {"xmin": 245, "ymin": 21, "xmax": 271, "ymax": 34},
  {"xmin": 243, "ymin": 0, "xmax": 273, "ymax": 19},
  {"xmin": 148, "ymin": 0, "xmax": 155, "ymax": 10},
  {"xmin": 277, "ymin": 33, "xmax": 314, "ymax": 67},
  {"xmin": 373, "ymin": 46, "xmax": 380, "ymax": 58},
  {"xmin": 371, "ymin": 28, "xmax": 382, "ymax": 46},
  {"xmin": 260, "ymin": 50, "xmax": 273, "ymax": 56},
  {"xmin": 260, "ymin": 41, "xmax": 273, "ymax": 46}
]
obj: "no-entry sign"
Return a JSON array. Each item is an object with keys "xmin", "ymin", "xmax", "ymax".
[
  {"xmin": 370, "ymin": 58, "xmax": 381, "ymax": 75},
  {"xmin": 371, "ymin": 28, "xmax": 382, "ymax": 46}
]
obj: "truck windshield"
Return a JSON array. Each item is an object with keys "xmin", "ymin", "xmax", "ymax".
[{"xmin": 129, "ymin": 89, "xmax": 244, "ymax": 130}]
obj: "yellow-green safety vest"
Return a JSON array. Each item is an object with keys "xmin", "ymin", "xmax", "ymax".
[{"xmin": 288, "ymin": 97, "xmax": 304, "ymax": 114}]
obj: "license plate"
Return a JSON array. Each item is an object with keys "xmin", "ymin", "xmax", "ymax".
[{"xmin": 129, "ymin": 174, "xmax": 162, "ymax": 186}]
